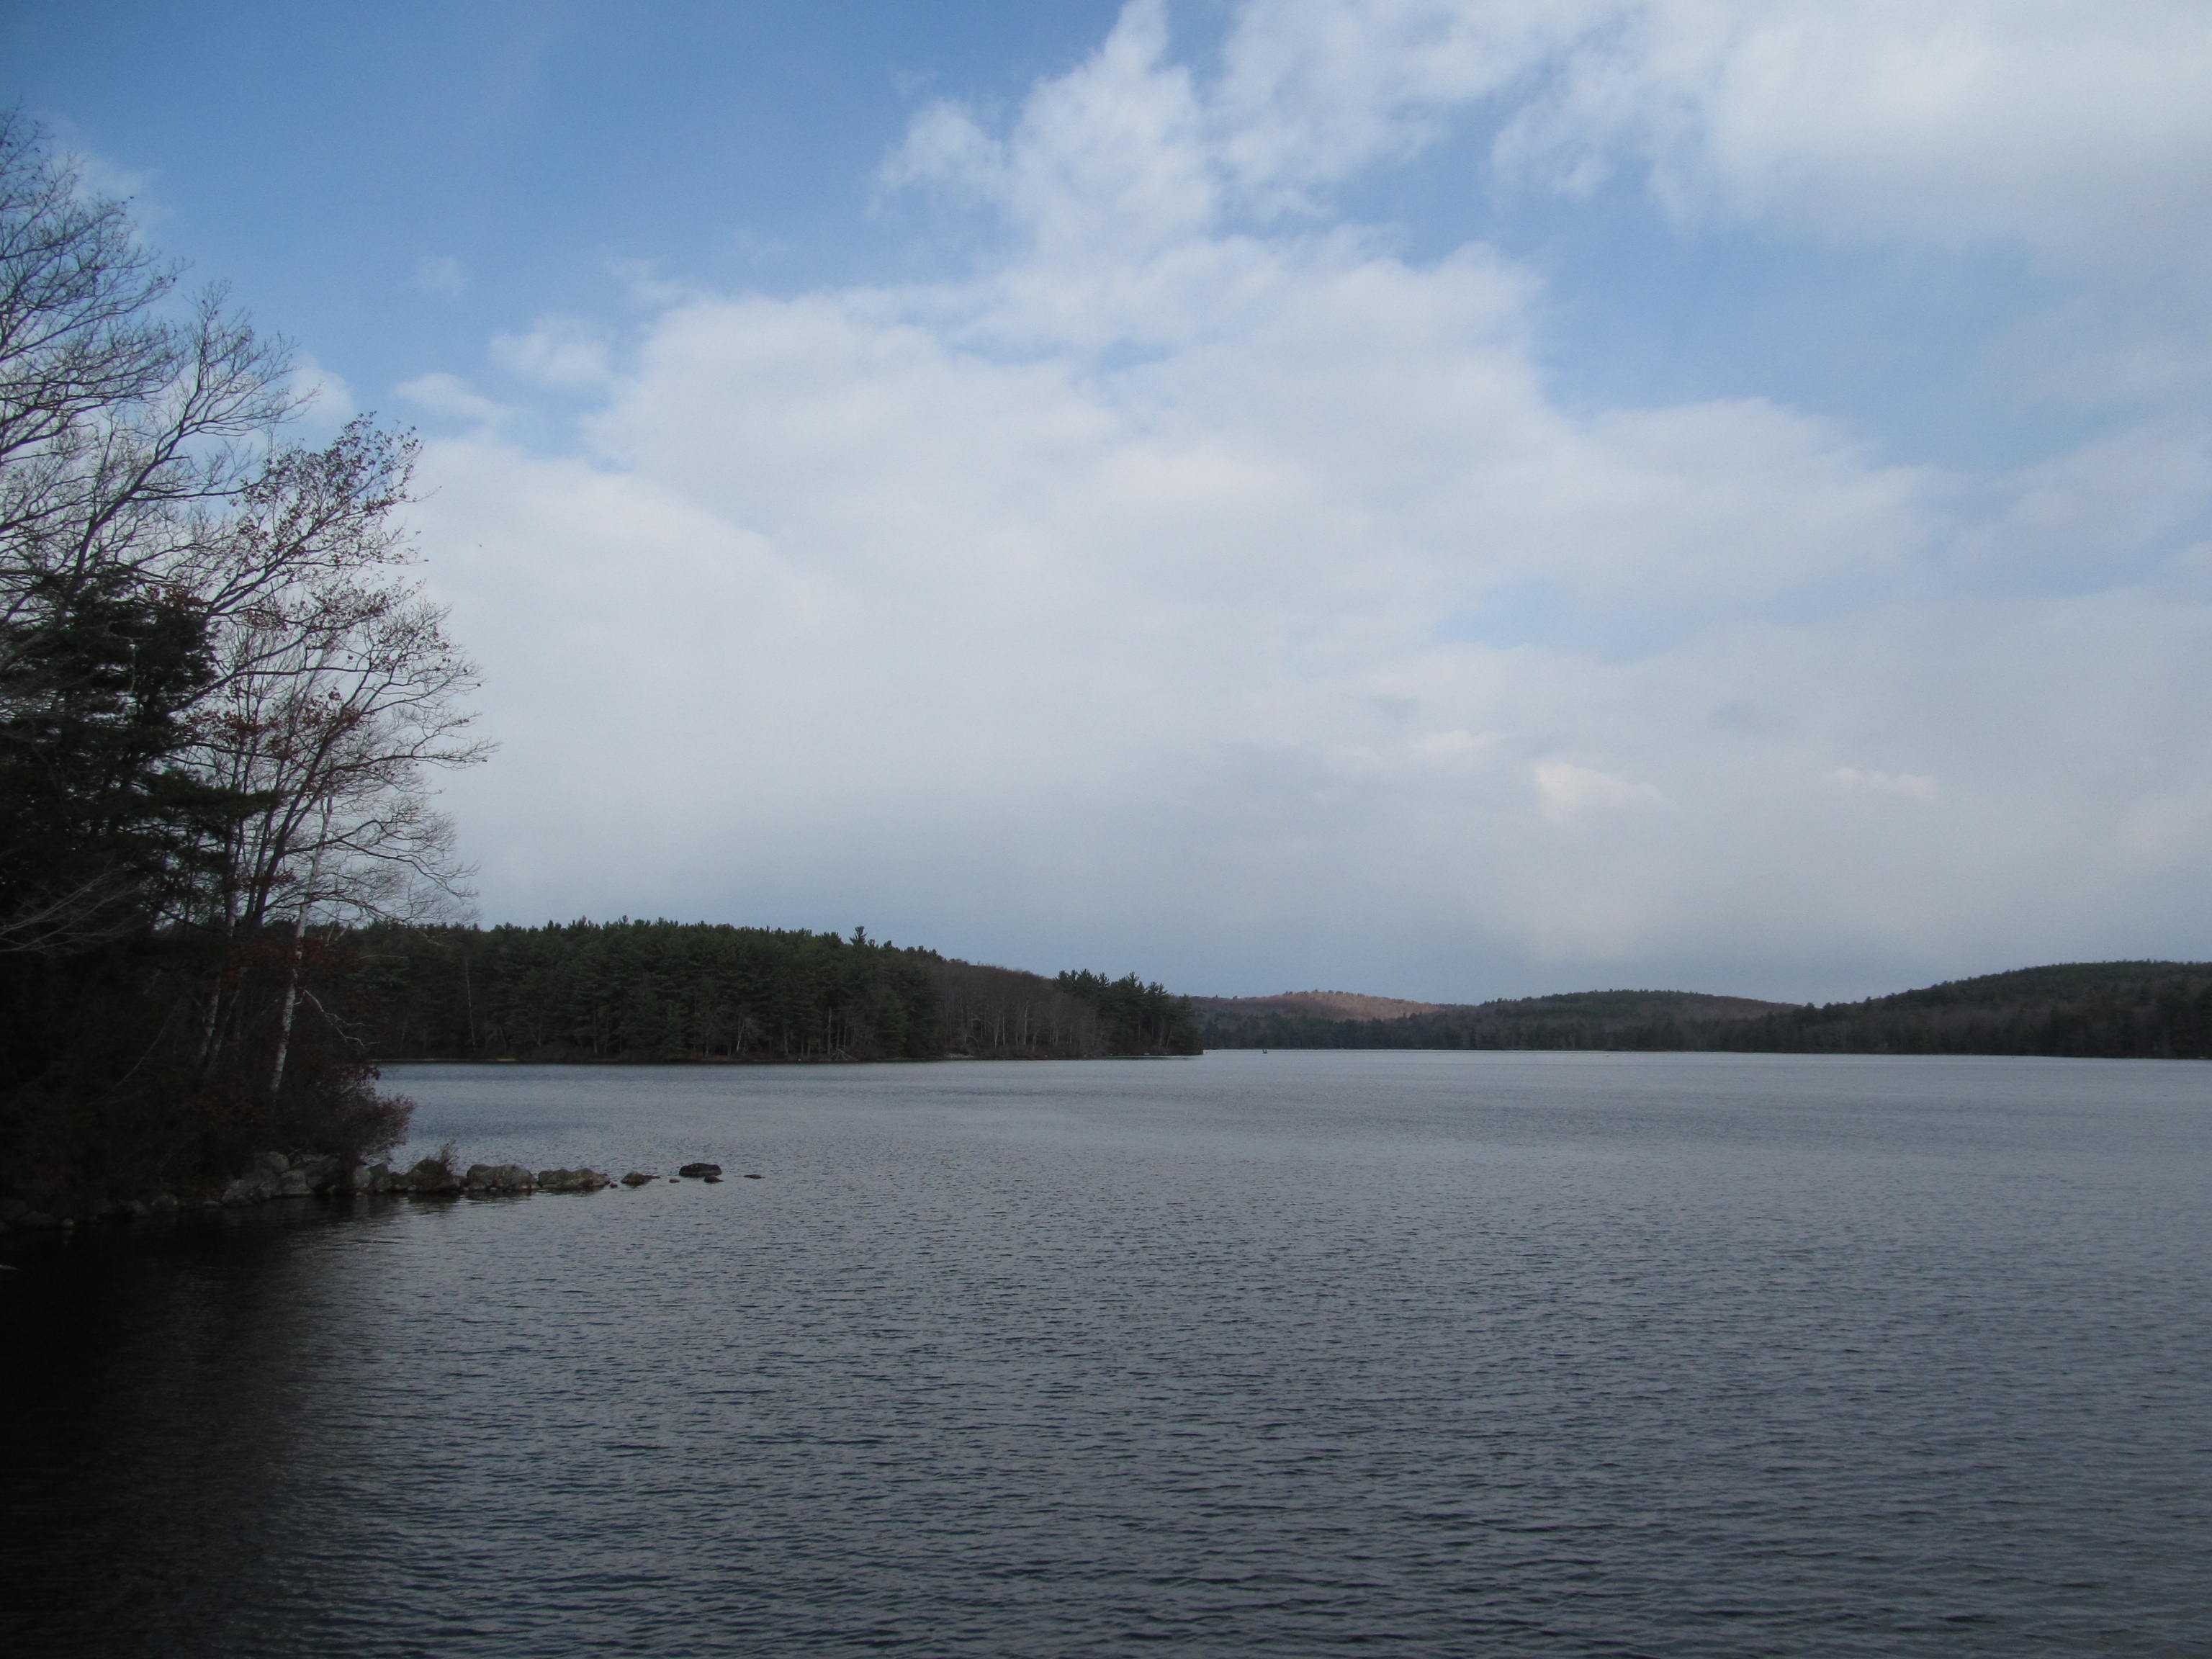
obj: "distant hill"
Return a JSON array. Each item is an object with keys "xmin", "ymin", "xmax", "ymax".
[
  {"xmin": 1190, "ymin": 990, "xmax": 1447, "ymax": 1022},
  {"xmin": 1712, "ymin": 961, "xmax": 2212, "ymax": 1058},
  {"xmin": 1195, "ymin": 962, "xmax": 2212, "ymax": 1060},
  {"xmin": 1197, "ymin": 986, "xmax": 1787, "ymax": 1051}
]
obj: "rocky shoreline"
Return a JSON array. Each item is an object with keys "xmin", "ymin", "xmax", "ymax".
[{"xmin": 0, "ymin": 1154, "xmax": 742, "ymax": 1233}]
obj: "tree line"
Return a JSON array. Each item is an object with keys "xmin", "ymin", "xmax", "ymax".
[
  {"xmin": 0, "ymin": 117, "xmax": 484, "ymax": 1205},
  {"xmin": 1712, "ymin": 962, "xmax": 2212, "ymax": 1058},
  {"xmin": 1196, "ymin": 963, "xmax": 2212, "ymax": 1059},
  {"xmin": 349, "ymin": 920, "xmax": 1202, "ymax": 1062}
]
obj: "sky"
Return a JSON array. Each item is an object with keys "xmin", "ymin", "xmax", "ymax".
[{"xmin": 11, "ymin": 0, "xmax": 2212, "ymax": 1003}]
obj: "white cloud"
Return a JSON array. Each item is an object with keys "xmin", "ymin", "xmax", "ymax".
[
  {"xmin": 882, "ymin": 100, "xmax": 1006, "ymax": 202},
  {"xmin": 490, "ymin": 314, "xmax": 614, "ymax": 391},
  {"xmin": 395, "ymin": 372, "xmax": 509, "ymax": 430},
  {"xmin": 1958, "ymin": 419, "xmax": 2212, "ymax": 590},
  {"xmin": 889, "ymin": 0, "xmax": 1217, "ymax": 268},
  {"xmin": 405, "ymin": 1, "xmax": 2212, "ymax": 1001},
  {"xmin": 282, "ymin": 354, "xmax": 358, "ymax": 437},
  {"xmin": 1188, "ymin": 1, "xmax": 2212, "ymax": 276},
  {"xmin": 1208, "ymin": 0, "xmax": 1595, "ymax": 204},
  {"xmin": 412, "ymin": 254, "xmax": 468, "ymax": 300},
  {"xmin": 1498, "ymin": 0, "xmax": 2212, "ymax": 271},
  {"xmin": 66, "ymin": 147, "xmax": 161, "ymax": 215},
  {"xmin": 1535, "ymin": 760, "xmax": 1670, "ymax": 823}
]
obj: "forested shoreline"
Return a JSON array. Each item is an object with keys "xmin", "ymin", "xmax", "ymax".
[
  {"xmin": 352, "ymin": 920, "xmax": 1203, "ymax": 1064},
  {"xmin": 1197, "ymin": 962, "xmax": 2212, "ymax": 1060}
]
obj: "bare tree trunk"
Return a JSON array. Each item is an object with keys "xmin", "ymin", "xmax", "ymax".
[{"xmin": 269, "ymin": 806, "xmax": 330, "ymax": 1097}]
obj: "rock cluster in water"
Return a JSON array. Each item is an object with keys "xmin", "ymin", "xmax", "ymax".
[
  {"xmin": 0, "ymin": 1151, "xmax": 739, "ymax": 1231},
  {"xmin": 351, "ymin": 1161, "xmax": 614, "ymax": 1196}
]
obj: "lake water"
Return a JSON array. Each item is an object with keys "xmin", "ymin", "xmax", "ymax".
[{"xmin": 4, "ymin": 1051, "xmax": 2209, "ymax": 1657}]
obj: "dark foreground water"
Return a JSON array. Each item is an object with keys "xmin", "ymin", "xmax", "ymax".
[{"xmin": 4, "ymin": 1052, "xmax": 2209, "ymax": 1658}]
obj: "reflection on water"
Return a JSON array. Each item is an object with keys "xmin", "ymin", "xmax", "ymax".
[{"xmin": 4, "ymin": 1051, "xmax": 2210, "ymax": 1656}]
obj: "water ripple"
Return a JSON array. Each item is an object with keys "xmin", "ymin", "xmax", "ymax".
[{"xmin": 4, "ymin": 1051, "xmax": 2208, "ymax": 1656}]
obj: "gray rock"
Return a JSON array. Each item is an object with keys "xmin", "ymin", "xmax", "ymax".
[
  {"xmin": 620, "ymin": 1171, "xmax": 653, "ymax": 1187},
  {"xmin": 220, "ymin": 1172, "xmax": 270, "ymax": 1205},
  {"xmin": 678, "ymin": 1162, "xmax": 722, "ymax": 1179},
  {"xmin": 405, "ymin": 1157, "xmax": 461, "ymax": 1195},
  {"xmin": 462, "ymin": 1163, "xmax": 536, "ymax": 1195},
  {"xmin": 536, "ymin": 1168, "xmax": 611, "ymax": 1193},
  {"xmin": 216, "ymin": 1153, "xmax": 323, "ymax": 1204}
]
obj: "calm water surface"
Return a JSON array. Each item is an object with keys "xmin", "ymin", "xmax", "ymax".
[{"xmin": 4, "ymin": 1051, "xmax": 2208, "ymax": 1656}]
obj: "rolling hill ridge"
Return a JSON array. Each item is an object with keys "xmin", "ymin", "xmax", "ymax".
[{"xmin": 1194, "ymin": 962, "xmax": 2212, "ymax": 1059}]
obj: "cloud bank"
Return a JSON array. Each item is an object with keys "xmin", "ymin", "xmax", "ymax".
[{"xmin": 406, "ymin": 0, "xmax": 2212, "ymax": 1001}]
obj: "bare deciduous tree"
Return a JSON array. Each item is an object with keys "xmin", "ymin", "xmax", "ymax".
[
  {"xmin": 186, "ymin": 426, "xmax": 488, "ymax": 1089},
  {"xmin": 0, "ymin": 113, "xmax": 489, "ymax": 1136},
  {"xmin": 0, "ymin": 109, "xmax": 297, "ymax": 955},
  {"xmin": 0, "ymin": 112, "xmax": 294, "ymax": 644}
]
